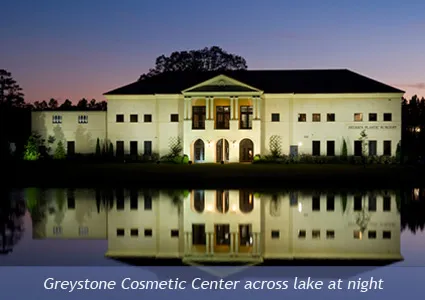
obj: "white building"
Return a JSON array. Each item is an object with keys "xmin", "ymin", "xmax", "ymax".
[
  {"xmin": 31, "ymin": 188, "xmax": 403, "ymax": 264},
  {"xmin": 31, "ymin": 69, "xmax": 404, "ymax": 162}
]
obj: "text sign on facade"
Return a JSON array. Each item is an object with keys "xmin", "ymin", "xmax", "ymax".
[{"xmin": 347, "ymin": 125, "xmax": 398, "ymax": 130}]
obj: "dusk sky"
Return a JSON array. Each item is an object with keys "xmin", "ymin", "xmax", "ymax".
[{"xmin": 1, "ymin": 0, "xmax": 424, "ymax": 104}]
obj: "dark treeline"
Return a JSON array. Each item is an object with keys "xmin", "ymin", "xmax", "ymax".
[{"xmin": 31, "ymin": 98, "xmax": 107, "ymax": 111}]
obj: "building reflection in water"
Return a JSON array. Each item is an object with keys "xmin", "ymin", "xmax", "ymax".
[{"xmin": 29, "ymin": 188, "xmax": 406, "ymax": 265}]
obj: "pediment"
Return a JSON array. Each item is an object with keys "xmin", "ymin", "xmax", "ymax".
[{"xmin": 182, "ymin": 74, "xmax": 262, "ymax": 94}]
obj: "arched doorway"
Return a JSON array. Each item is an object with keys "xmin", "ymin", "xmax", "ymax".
[
  {"xmin": 194, "ymin": 139, "xmax": 205, "ymax": 162},
  {"xmin": 216, "ymin": 139, "xmax": 229, "ymax": 163},
  {"xmin": 239, "ymin": 139, "xmax": 254, "ymax": 162},
  {"xmin": 239, "ymin": 190, "xmax": 254, "ymax": 213},
  {"xmin": 193, "ymin": 190, "xmax": 205, "ymax": 213}
]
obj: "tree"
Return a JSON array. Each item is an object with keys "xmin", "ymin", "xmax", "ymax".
[
  {"xmin": 0, "ymin": 69, "xmax": 24, "ymax": 107},
  {"xmin": 48, "ymin": 98, "xmax": 58, "ymax": 109},
  {"xmin": 77, "ymin": 98, "xmax": 88, "ymax": 109},
  {"xmin": 23, "ymin": 134, "xmax": 40, "ymax": 160},
  {"xmin": 396, "ymin": 141, "xmax": 402, "ymax": 163},
  {"xmin": 108, "ymin": 142, "xmax": 114, "ymax": 157},
  {"xmin": 54, "ymin": 141, "xmax": 66, "ymax": 159},
  {"xmin": 59, "ymin": 99, "xmax": 73, "ymax": 110},
  {"xmin": 139, "ymin": 46, "xmax": 248, "ymax": 80},
  {"xmin": 341, "ymin": 138, "xmax": 348, "ymax": 160},
  {"xmin": 96, "ymin": 138, "xmax": 101, "ymax": 156},
  {"xmin": 33, "ymin": 100, "xmax": 48, "ymax": 110}
]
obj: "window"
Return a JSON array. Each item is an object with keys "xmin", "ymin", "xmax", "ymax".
[
  {"xmin": 52, "ymin": 115, "xmax": 62, "ymax": 124},
  {"xmin": 240, "ymin": 106, "xmax": 253, "ymax": 129},
  {"xmin": 192, "ymin": 106, "xmax": 206, "ymax": 129},
  {"xmin": 368, "ymin": 195, "xmax": 377, "ymax": 211},
  {"xmin": 383, "ymin": 141, "xmax": 391, "ymax": 156},
  {"xmin": 298, "ymin": 113, "xmax": 306, "ymax": 122},
  {"xmin": 326, "ymin": 195, "xmax": 335, "ymax": 211},
  {"xmin": 312, "ymin": 141, "xmax": 320, "ymax": 156},
  {"xmin": 354, "ymin": 113, "xmax": 363, "ymax": 121},
  {"xmin": 312, "ymin": 195, "xmax": 320, "ymax": 211},
  {"xmin": 368, "ymin": 113, "xmax": 377, "ymax": 122},
  {"xmin": 116, "ymin": 114, "xmax": 124, "ymax": 122},
  {"xmin": 327, "ymin": 141, "xmax": 335, "ymax": 156},
  {"xmin": 353, "ymin": 230, "xmax": 362, "ymax": 240},
  {"xmin": 216, "ymin": 106, "xmax": 230, "ymax": 129},
  {"xmin": 239, "ymin": 224, "xmax": 253, "ymax": 246},
  {"xmin": 326, "ymin": 230, "xmax": 335, "ymax": 239},
  {"xmin": 171, "ymin": 230, "xmax": 179, "ymax": 237},
  {"xmin": 170, "ymin": 114, "xmax": 179, "ymax": 122},
  {"xmin": 79, "ymin": 227, "xmax": 89, "ymax": 236},
  {"xmin": 271, "ymin": 230, "xmax": 280, "ymax": 239},
  {"xmin": 354, "ymin": 140, "xmax": 363, "ymax": 156},
  {"xmin": 298, "ymin": 230, "xmax": 306, "ymax": 239},
  {"xmin": 144, "ymin": 193, "xmax": 152, "ymax": 210},
  {"xmin": 144, "ymin": 229, "xmax": 153, "ymax": 237},
  {"xmin": 53, "ymin": 226, "xmax": 62, "ymax": 235},
  {"xmin": 130, "ymin": 189, "xmax": 138, "ymax": 210},
  {"xmin": 130, "ymin": 141, "xmax": 138, "ymax": 156},
  {"xmin": 368, "ymin": 231, "xmax": 377, "ymax": 239},
  {"xmin": 383, "ymin": 231, "xmax": 391, "ymax": 239},
  {"xmin": 78, "ymin": 115, "xmax": 88, "ymax": 124},
  {"xmin": 116, "ymin": 229, "xmax": 125, "ymax": 237},
  {"xmin": 67, "ymin": 141, "xmax": 75, "ymax": 156},
  {"xmin": 192, "ymin": 224, "xmax": 206, "ymax": 245},
  {"xmin": 327, "ymin": 113, "xmax": 335, "ymax": 122},
  {"xmin": 312, "ymin": 113, "xmax": 321, "ymax": 122},
  {"xmin": 130, "ymin": 229, "xmax": 139, "ymax": 237},
  {"xmin": 383, "ymin": 113, "xmax": 392, "ymax": 121},
  {"xmin": 271, "ymin": 113, "xmax": 280, "ymax": 122},
  {"xmin": 130, "ymin": 114, "xmax": 138, "ymax": 123},
  {"xmin": 144, "ymin": 114, "xmax": 152, "ymax": 122},
  {"xmin": 144, "ymin": 141, "xmax": 152, "ymax": 156},
  {"xmin": 354, "ymin": 195, "xmax": 362, "ymax": 211},
  {"xmin": 312, "ymin": 230, "xmax": 320, "ymax": 239},
  {"xmin": 368, "ymin": 141, "xmax": 377, "ymax": 156},
  {"xmin": 383, "ymin": 195, "xmax": 391, "ymax": 211}
]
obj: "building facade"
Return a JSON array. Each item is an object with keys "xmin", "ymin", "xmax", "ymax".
[{"xmin": 31, "ymin": 69, "xmax": 404, "ymax": 162}]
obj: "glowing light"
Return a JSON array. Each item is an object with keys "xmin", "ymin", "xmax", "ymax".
[
  {"xmin": 298, "ymin": 202, "xmax": 302, "ymax": 212},
  {"xmin": 415, "ymin": 127, "xmax": 421, "ymax": 133},
  {"xmin": 206, "ymin": 205, "xmax": 213, "ymax": 212},
  {"xmin": 298, "ymin": 142, "xmax": 303, "ymax": 147},
  {"xmin": 231, "ymin": 205, "xmax": 237, "ymax": 212},
  {"xmin": 413, "ymin": 188, "xmax": 420, "ymax": 201}
]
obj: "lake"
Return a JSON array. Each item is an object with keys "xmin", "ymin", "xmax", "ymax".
[{"xmin": 0, "ymin": 187, "xmax": 424, "ymax": 266}]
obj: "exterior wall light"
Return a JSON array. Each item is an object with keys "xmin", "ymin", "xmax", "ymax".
[{"xmin": 298, "ymin": 142, "xmax": 303, "ymax": 147}]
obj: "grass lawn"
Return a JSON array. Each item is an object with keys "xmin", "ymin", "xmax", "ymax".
[{"xmin": 7, "ymin": 161, "xmax": 425, "ymax": 189}]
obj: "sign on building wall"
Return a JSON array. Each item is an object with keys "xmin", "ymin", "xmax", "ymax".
[{"xmin": 347, "ymin": 125, "xmax": 398, "ymax": 130}]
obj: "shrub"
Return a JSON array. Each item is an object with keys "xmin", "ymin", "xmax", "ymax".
[
  {"xmin": 54, "ymin": 141, "xmax": 66, "ymax": 160},
  {"xmin": 23, "ymin": 134, "xmax": 40, "ymax": 161},
  {"xmin": 341, "ymin": 138, "xmax": 348, "ymax": 160},
  {"xmin": 95, "ymin": 138, "xmax": 101, "ymax": 156}
]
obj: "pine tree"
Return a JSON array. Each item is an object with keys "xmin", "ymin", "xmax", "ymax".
[
  {"xmin": 341, "ymin": 138, "xmax": 348, "ymax": 160},
  {"xmin": 108, "ymin": 142, "xmax": 114, "ymax": 157},
  {"xmin": 23, "ymin": 135, "xmax": 40, "ymax": 160},
  {"xmin": 95, "ymin": 138, "xmax": 101, "ymax": 156},
  {"xmin": 54, "ymin": 141, "xmax": 66, "ymax": 159}
]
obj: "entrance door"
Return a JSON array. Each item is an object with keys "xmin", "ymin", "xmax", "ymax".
[
  {"xmin": 116, "ymin": 141, "xmax": 124, "ymax": 158},
  {"xmin": 214, "ymin": 224, "xmax": 230, "ymax": 253},
  {"xmin": 239, "ymin": 139, "xmax": 254, "ymax": 162},
  {"xmin": 216, "ymin": 139, "xmax": 229, "ymax": 163},
  {"xmin": 67, "ymin": 141, "xmax": 75, "ymax": 156}
]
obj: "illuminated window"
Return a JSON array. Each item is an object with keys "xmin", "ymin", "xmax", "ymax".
[
  {"xmin": 240, "ymin": 106, "xmax": 253, "ymax": 129},
  {"xmin": 327, "ymin": 113, "xmax": 335, "ymax": 122},
  {"xmin": 354, "ymin": 113, "xmax": 363, "ymax": 121},
  {"xmin": 353, "ymin": 230, "xmax": 362, "ymax": 239},
  {"xmin": 52, "ymin": 115, "xmax": 62, "ymax": 124},
  {"xmin": 298, "ymin": 113, "xmax": 306, "ymax": 122},
  {"xmin": 78, "ymin": 115, "xmax": 88, "ymax": 124},
  {"xmin": 368, "ymin": 113, "xmax": 377, "ymax": 121},
  {"xmin": 312, "ymin": 113, "xmax": 321, "ymax": 122},
  {"xmin": 192, "ymin": 106, "xmax": 206, "ymax": 129}
]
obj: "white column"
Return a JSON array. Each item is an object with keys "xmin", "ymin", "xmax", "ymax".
[
  {"xmin": 188, "ymin": 232, "xmax": 193, "ymax": 254},
  {"xmin": 184, "ymin": 232, "xmax": 189, "ymax": 254},
  {"xmin": 234, "ymin": 232, "xmax": 239, "ymax": 254},
  {"xmin": 230, "ymin": 232, "xmax": 235, "ymax": 254},
  {"xmin": 210, "ymin": 97, "xmax": 214, "ymax": 120},
  {"xmin": 184, "ymin": 98, "xmax": 188, "ymax": 119},
  {"xmin": 253, "ymin": 96, "xmax": 257, "ymax": 119},
  {"xmin": 205, "ymin": 231, "xmax": 210, "ymax": 254},
  {"xmin": 209, "ymin": 233, "xmax": 214, "ymax": 254},
  {"xmin": 235, "ymin": 97, "xmax": 239, "ymax": 120},
  {"xmin": 188, "ymin": 97, "xmax": 192, "ymax": 120},
  {"xmin": 230, "ymin": 97, "xmax": 234, "ymax": 119},
  {"xmin": 206, "ymin": 97, "xmax": 210, "ymax": 120},
  {"xmin": 257, "ymin": 97, "xmax": 261, "ymax": 119}
]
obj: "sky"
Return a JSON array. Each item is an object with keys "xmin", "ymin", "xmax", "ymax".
[{"xmin": 1, "ymin": 0, "xmax": 424, "ymax": 103}]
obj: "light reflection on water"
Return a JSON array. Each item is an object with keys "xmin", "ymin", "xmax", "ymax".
[{"xmin": 0, "ymin": 188, "xmax": 424, "ymax": 267}]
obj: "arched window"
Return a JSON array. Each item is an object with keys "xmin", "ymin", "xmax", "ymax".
[
  {"xmin": 216, "ymin": 190, "xmax": 229, "ymax": 213},
  {"xmin": 239, "ymin": 190, "xmax": 254, "ymax": 213},
  {"xmin": 193, "ymin": 190, "xmax": 205, "ymax": 213},
  {"xmin": 239, "ymin": 139, "xmax": 254, "ymax": 162},
  {"xmin": 194, "ymin": 139, "xmax": 205, "ymax": 161}
]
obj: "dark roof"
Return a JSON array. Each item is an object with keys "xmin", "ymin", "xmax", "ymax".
[{"xmin": 104, "ymin": 69, "xmax": 404, "ymax": 95}]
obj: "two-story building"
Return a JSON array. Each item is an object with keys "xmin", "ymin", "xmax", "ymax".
[{"xmin": 31, "ymin": 69, "xmax": 404, "ymax": 162}]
